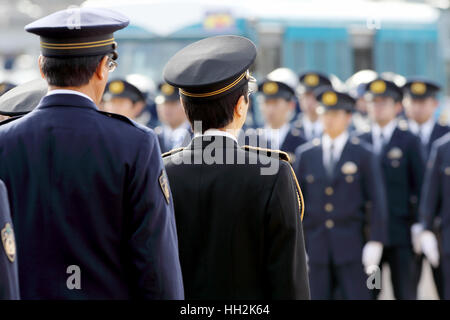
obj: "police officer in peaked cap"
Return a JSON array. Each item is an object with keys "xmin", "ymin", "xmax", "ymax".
[
  {"xmin": 296, "ymin": 71, "xmax": 332, "ymax": 141},
  {"xmin": 154, "ymin": 82, "xmax": 192, "ymax": 153},
  {"xmin": 257, "ymin": 68, "xmax": 306, "ymax": 162},
  {"xmin": 359, "ymin": 77, "xmax": 425, "ymax": 300},
  {"xmin": 162, "ymin": 35, "xmax": 310, "ymax": 299},
  {"xmin": 0, "ymin": 7, "xmax": 183, "ymax": 299},
  {"xmin": 294, "ymin": 87, "xmax": 388, "ymax": 299}
]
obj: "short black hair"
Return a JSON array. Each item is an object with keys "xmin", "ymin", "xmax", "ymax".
[
  {"xmin": 41, "ymin": 55, "xmax": 105, "ymax": 87},
  {"xmin": 182, "ymin": 83, "xmax": 248, "ymax": 133}
]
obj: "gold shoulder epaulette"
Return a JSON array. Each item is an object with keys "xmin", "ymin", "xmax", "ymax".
[
  {"xmin": 242, "ymin": 145, "xmax": 290, "ymax": 162},
  {"xmin": 162, "ymin": 147, "xmax": 185, "ymax": 158},
  {"xmin": 242, "ymin": 145, "xmax": 304, "ymax": 220}
]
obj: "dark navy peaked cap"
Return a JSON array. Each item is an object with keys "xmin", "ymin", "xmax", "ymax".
[
  {"xmin": 25, "ymin": 7, "xmax": 129, "ymax": 58},
  {"xmin": 163, "ymin": 35, "xmax": 257, "ymax": 100},
  {"xmin": 314, "ymin": 87, "xmax": 356, "ymax": 113},
  {"xmin": 403, "ymin": 77, "xmax": 441, "ymax": 99}
]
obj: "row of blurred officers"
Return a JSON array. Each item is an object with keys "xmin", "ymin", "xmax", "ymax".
[{"xmin": 94, "ymin": 67, "xmax": 450, "ymax": 300}]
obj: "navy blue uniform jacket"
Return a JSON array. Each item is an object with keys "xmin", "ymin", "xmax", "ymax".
[
  {"xmin": 359, "ymin": 125, "xmax": 425, "ymax": 246},
  {"xmin": 0, "ymin": 93, "xmax": 184, "ymax": 299},
  {"xmin": 294, "ymin": 137, "xmax": 388, "ymax": 265}
]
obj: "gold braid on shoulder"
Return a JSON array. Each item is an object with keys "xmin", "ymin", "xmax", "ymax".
[{"xmin": 242, "ymin": 145, "xmax": 304, "ymax": 220}]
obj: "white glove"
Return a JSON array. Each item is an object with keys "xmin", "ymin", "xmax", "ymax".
[
  {"xmin": 362, "ymin": 241, "xmax": 383, "ymax": 275},
  {"xmin": 411, "ymin": 223, "xmax": 424, "ymax": 255},
  {"xmin": 420, "ymin": 230, "xmax": 440, "ymax": 268}
]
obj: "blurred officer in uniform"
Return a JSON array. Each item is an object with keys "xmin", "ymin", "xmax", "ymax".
[
  {"xmin": 402, "ymin": 78, "xmax": 448, "ymax": 298},
  {"xmin": 154, "ymin": 82, "xmax": 192, "ymax": 153},
  {"xmin": 295, "ymin": 72, "xmax": 332, "ymax": 141},
  {"xmin": 346, "ymin": 70, "xmax": 378, "ymax": 134},
  {"xmin": 257, "ymin": 68, "xmax": 306, "ymax": 161},
  {"xmin": 0, "ymin": 180, "xmax": 19, "ymax": 300},
  {"xmin": 0, "ymin": 8, "xmax": 183, "ymax": 299},
  {"xmin": 103, "ymin": 79, "xmax": 147, "ymax": 121},
  {"xmin": 403, "ymin": 79, "xmax": 449, "ymax": 155},
  {"xmin": 162, "ymin": 35, "xmax": 310, "ymax": 299},
  {"xmin": 359, "ymin": 78, "xmax": 425, "ymax": 300},
  {"xmin": 294, "ymin": 88, "xmax": 387, "ymax": 299},
  {"xmin": 419, "ymin": 133, "xmax": 450, "ymax": 299}
]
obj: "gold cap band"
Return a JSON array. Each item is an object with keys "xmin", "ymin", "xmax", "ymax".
[
  {"xmin": 41, "ymin": 37, "xmax": 115, "ymax": 50},
  {"xmin": 179, "ymin": 71, "xmax": 248, "ymax": 98}
]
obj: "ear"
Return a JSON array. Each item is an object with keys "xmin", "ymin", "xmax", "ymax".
[
  {"xmin": 234, "ymin": 95, "xmax": 248, "ymax": 118},
  {"xmin": 432, "ymin": 98, "xmax": 439, "ymax": 109},
  {"xmin": 38, "ymin": 55, "xmax": 45, "ymax": 79},
  {"xmin": 94, "ymin": 56, "xmax": 109, "ymax": 81},
  {"xmin": 131, "ymin": 101, "xmax": 146, "ymax": 117},
  {"xmin": 289, "ymin": 100, "xmax": 296, "ymax": 110}
]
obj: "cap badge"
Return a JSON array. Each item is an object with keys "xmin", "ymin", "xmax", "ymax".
[
  {"xmin": 263, "ymin": 82, "xmax": 279, "ymax": 95},
  {"xmin": 161, "ymin": 83, "xmax": 175, "ymax": 96},
  {"xmin": 370, "ymin": 80, "xmax": 386, "ymax": 94},
  {"xmin": 304, "ymin": 74, "xmax": 319, "ymax": 87},
  {"xmin": 109, "ymin": 81, "xmax": 124, "ymax": 94},
  {"xmin": 411, "ymin": 82, "xmax": 426, "ymax": 95},
  {"xmin": 322, "ymin": 91, "xmax": 338, "ymax": 106}
]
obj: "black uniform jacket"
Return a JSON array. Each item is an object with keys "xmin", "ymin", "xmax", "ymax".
[{"xmin": 163, "ymin": 135, "xmax": 310, "ymax": 300}]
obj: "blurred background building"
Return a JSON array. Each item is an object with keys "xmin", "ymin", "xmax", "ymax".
[
  {"xmin": 0, "ymin": 0, "xmax": 447, "ymax": 299},
  {"xmin": 1, "ymin": 0, "xmax": 449, "ymax": 85}
]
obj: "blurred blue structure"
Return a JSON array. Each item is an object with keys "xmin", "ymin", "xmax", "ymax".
[{"xmin": 83, "ymin": 0, "xmax": 445, "ymax": 127}]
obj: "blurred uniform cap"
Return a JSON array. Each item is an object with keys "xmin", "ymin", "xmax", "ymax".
[
  {"xmin": 314, "ymin": 87, "xmax": 355, "ymax": 114},
  {"xmin": 163, "ymin": 35, "xmax": 257, "ymax": 101},
  {"xmin": 258, "ymin": 68, "xmax": 298, "ymax": 101},
  {"xmin": 346, "ymin": 69, "xmax": 378, "ymax": 99},
  {"xmin": 0, "ymin": 82, "xmax": 16, "ymax": 97},
  {"xmin": 0, "ymin": 79, "xmax": 47, "ymax": 116},
  {"xmin": 104, "ymin": 79, "xmax": 146, "ymax": 103},
  {"xmin": 364, "ymin": 78, "xmax": 403, "ymax": 102},
  {"xmin": 25, "ymin": 7, "xmax": 129, "ymax": 58},
  {"xmin": 298, "ymin": 71, "xmax": 332, "ymax": 93},
  {"xmin": 402, "ymin": 77, "xmax": 440, "ymax": 100},
  {"xmin": 156, "ymin": 82, "xmax": 180, "ymax": 104}
]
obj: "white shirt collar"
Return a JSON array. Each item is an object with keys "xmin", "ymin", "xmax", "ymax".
[
  {"xmin": 264, "ymin": 123, "xmax": 290, "ymax": 150},
  {"xmin": 408, "ymin": 117, "xmax": 436, "ymax": 145},
  {"xmin": 163, "ymin": 121, "xmax": 191, "ymax": 148},
  {"xmin": 303, "ymin": 116, "xmax": 323, "ymax": 139},
  {"xmin": 372, "ymin": 119, "xmax": 398, "ymax": 143},
  {"xmin": 196, "ymin": 129, "xmax": 238, "ymax": 144},
  {"xmin": 46, "ymin": 89, "xmax": 94, "ymax": 103},
  {"xmin": 322, "ymin": 131, "xmax": 349, "ymax": 160}
]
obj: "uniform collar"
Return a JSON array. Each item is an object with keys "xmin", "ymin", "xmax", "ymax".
[
  {"xmin": 373, "ymin": 119, "xmax": 397, "ymax": 142},
  {"xmin": 264, "ymin": 123, "xmax": 290, "ymax": 149},
  {"xmin": 408, "ymin": 117, "xmax": 435, "ymax": 144},
  {"xmin": 303, "ymin": 116, "xmax": 322, "ymax": 139},
  {"xmin": 36, "ymin": 92, "xmax": 99, "ymax": 111},
  {"xmin": 195, "ymin": 128, "xmax": 238, "ymax": 144},
  {"xmin": 46, "ymin": 89, "xmax": 94, "ymax": 103},
  {"xmin": 322, "ymin": 131, "xmax": 349, "ymax": 157}
]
